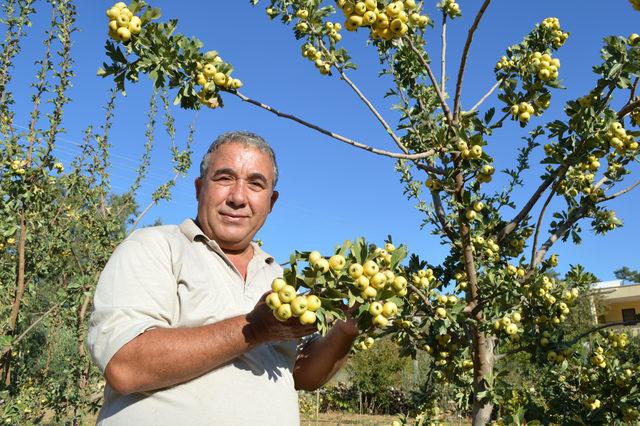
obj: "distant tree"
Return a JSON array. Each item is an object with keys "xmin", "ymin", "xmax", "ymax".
[{"xmin": 614, "ymin": 266, "xmax": 640, "ymax": 284}]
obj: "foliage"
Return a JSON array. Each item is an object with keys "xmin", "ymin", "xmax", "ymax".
[{"xmin": 614, "ymin": 266, "xmax": 640, "ymax": 283}]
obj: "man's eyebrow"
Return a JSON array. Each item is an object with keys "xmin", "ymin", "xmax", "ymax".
[
  {"xmin": 211, "ymin": 168, "xmax": 269, "ymax": 184},
  {"xmin": 211, "ymin": 168, "xmax": 236, "ymax": 178}
]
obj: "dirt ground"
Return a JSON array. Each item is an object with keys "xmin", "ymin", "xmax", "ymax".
[{"xmin": 300, "ymin": 411, "xmax": 472, "ymax": 425}]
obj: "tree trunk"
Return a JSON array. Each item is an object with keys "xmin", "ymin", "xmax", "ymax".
[{"xmin": 471, "ymin": 330, "xmax": 495, "ymax": 425}]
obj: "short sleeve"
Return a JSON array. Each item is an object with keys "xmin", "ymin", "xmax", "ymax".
[{"xmin": 87, "ymin": 234, "xmax": 178, "ymax": 373}]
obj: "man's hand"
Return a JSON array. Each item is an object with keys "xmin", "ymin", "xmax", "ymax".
[{"xmin": 246, "ymin": 292, "xmax": 317, "ymax": 345}]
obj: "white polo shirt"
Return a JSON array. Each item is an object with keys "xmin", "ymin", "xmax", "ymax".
[{"xmin": 88, "ymin": 219, "xmax": 301, "ymax": 425}]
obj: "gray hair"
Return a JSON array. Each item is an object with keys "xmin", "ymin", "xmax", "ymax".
[{"xmin": 199, "ymin": 131, "xmax": 279, "ymax": 188}]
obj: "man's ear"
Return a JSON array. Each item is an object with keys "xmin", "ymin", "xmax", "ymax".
[
  {"xmin": 269, "ymin": 190, "xmax": 279, "ymax": 212},
  {"xmin": 194, "ymin": 177, "xmax": 202, "ymax": 200}
]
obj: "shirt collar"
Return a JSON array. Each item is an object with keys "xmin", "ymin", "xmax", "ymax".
[{"xmin": 179, "ymin": 218, "xmax": 274, "ymax": 265}]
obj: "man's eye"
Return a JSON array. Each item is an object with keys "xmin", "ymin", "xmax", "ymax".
[
  {"xmin": 216, "ymin": 176, "xmax": 234, "ymax": 183},
  {"xmin": 249, "ymin": 181, "xmax": 265, "ymax": 189}
]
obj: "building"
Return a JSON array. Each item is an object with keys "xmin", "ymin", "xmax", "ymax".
[{"xmin": 591, "ymin": 280, "xmax": 640, "ymax": 336}]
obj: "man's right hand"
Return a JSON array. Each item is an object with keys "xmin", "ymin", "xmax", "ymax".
[{"xmin": 245, "ymin": 292, "xmax": 317, "ymax": 345}]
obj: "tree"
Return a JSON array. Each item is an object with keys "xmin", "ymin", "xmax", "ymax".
[
  {"xmin": 613, "ymin": 266, "xmax": 640, "ymax": 284},
  {"xmin": 2, "ymin": 1, "xmax": 640, "ymax": 425}
]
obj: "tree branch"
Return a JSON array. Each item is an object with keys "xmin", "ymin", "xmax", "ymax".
[
  {"xmin": 530, "ymin": 187, "xmax": 556, "ymax": 266},
  {"xmin": 452, "ymin": 0, "xmax": 492, "ymax": 119},
  {"xmin": 405, "ymin": 37, "xmax": 454, "ymax": 123},
  {"xmin": 617, "ymin": 97, "xmax": 640, "ymax": 119},
  {"xmin": 440, "ymin": 12, "xmax": 447, "ymax": 95},
  {"xmin": 467, "ymin": 77, "xmax": 505, "ymax": 115},
  {"xmin": 431, "ymin": 190, "xmax": 457, "ymax": 241},
  {"xmin": 408, "ymin": 284, "xmax": 432, "ymax": 308},
  {"xmin": 230, "ymin": 90, "xmax": 437, "ymax": 160},
  {"xmin": 531, "ymin": 204, "xmax": 588, "ymax": 268},
  {"xmin": 336, "ymin": 67, "xmax": 408, "ymax": 153},
  {"xmin": 497, "ymin": 165, "xmax": 567, "ymax": 242},
  {"xmin": 599, "ymin": 179, "xmax": 640, "ymax": 202}
]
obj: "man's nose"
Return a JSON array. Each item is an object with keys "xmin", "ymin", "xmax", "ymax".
[{"xmin": 227, "ymin": 179, "xmax": 247, "ymax": 207}]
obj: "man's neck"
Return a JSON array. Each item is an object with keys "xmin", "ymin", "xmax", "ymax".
[{"xmin": 223, "ymin": 244, "xmax": 254, "ymax": 281}]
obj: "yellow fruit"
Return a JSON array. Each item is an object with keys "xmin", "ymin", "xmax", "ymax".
[
  {"xmin": 362, "ymin": 286, "xmax": 377, "ymax": 299},
  {"xmin": 265, "ymin": 292, "xmax": 282, "ymax": 310},
  {"xmin": 435, "ymin": 307, "xmax": 447, "ymax": 318},
  {"xmin": 290, "ymin": 296, "xmax": 308, "ymax": 316},
  {"xmin": 213, "ymin": 72, "xmax": 227, "ymax": 86},
  {"xmin": 129, "ymin": 16, "xmax": 142, "ymax": 34},
  {"xmin": 108, "ymin": 20, "xmax": 118, "ymax": 32},
  {"xmin": 392, "ymin": 276, "xmax": 407, "ymax": 291},
  {"xmin": 369, "ymin": 301, "xmax": 383, "ymax": 316},
  {"xmin": 116, "ymin": 13, "xmax": 130, "ymax": 27},
  {"xmin": 116, "ymin": 27, "xmax": 131, "ymax": 42},
  {"xmin": 363, "ymin": 260, "xmax": 379, "ymax": 277},
  {"xmin": 296, "ymin": 9, "xmax": 309, "ymax": 19},
  {"xmin": 345, "ymin": 15, "xmax": 363, "ymax": 31},
  {"xmin": 106, "ymin": 7, "xmax": 121, "ymax": 19},
  {"xmin": 271, "ymin": 278, "xmax": 286, "ymax": 292},
  {"xmin": 355, "ymin": 275, "xmax": 370, "ymax": 290},
  {"xmin": 465, "ymin": 210, "xmax": 477, "ymax": 221},
  {"xmin": 315, "ymin": 258, "xmax": 330, "ymax": 273},
  {"xmin": 306, "ymin": 295, "xmax": 321, "ymax": 312},
  {"xmin": 381, "ymin": 301, "xmax": 398, "ymax": 318},
  {"xmin": 372, "ymin": 314, "xmax": 389, "ymax": 327},
  {"xmin": 278, "ymin": 285, "xmax": 296, "ymax": 303},
  {"xmin": 370, "ymin": 272, "xmax": 387, "ymax": 290},
  {"xmin": 328, "ymin": 254, "xmax": 346, "ymax": 271},
  {"xmin": 299, "ymin": 310, "xmax": 317, "ymax": 325},
  {"xmin": 275, "ymin": 303, "xmax": 292, "ymax": 321},
  {"xmin": 308, "ymin": 251, "xmax": 322, "ymax": 265}
]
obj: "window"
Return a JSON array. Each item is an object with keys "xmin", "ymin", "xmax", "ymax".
[{"xmin": 622, "ymin": 308, "xmax": 637, "ymax": 325}]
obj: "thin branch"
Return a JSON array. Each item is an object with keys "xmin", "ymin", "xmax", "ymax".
[
  {"xmin": 408, "ymin": 284, "xmax": 431, "ymax": 308},
  {"xmin": 629, "ymin": 77, "xmax": 638, "ymax": 102},
  {"xmin": 566, "ymin": 320, "xmax": 638, "ymax": 347},
  {"xmin": 336, "ymin": 67, "xmax": 408, "ymax": 154},
  {"xmin": 497, "ymin": 165, "xmax": 567, "ymax": 242},
  {"xmin": 230, "ymin": 90, "xmax": 436, "ymax": 160},
  {"xmin": 452, "ymin": 0, "xmax": 492, "ymax": 119},
  {"xmin": 467, "ymin": 77, "xmax": 505, "ymax": 115},
  {"xmin": 431, "ymin": 190, "xmax": 457, "ymax": 241},
  {"xmin": 405, "ymin": 37, "xmax": 454, "ymax": 123},
  {"xmin": 127, "ymin": 174, "xmax": 179, "ymax": 236},
  {"xmin": 531, "ymin": 204, "xmax": 588, "ymax": 268},
  {"xmin": 599, "ymin": 179, "xmax": 640, "ymax": 202},
  {"xmin": 530, "ymin": 187, "xmax": 556, "ymax": 266},
  {"xmin": 617, "ymin": 97, "xmax": 640, "ymax": 119},
  {"xmin": 1, "ymin": 302, "xmax": 62, "ymax": 357},
  {"xmin": 440, "ymin": 12, "xmax": 447, "ymax": 95}
]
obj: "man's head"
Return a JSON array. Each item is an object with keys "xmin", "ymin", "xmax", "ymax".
[{"xmin": 195, "ymin": 132, "xmax": 279, "ymax": 253}]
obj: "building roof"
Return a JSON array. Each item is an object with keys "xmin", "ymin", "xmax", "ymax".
[{"xmin": 591, "ymin": 281, "xmax": 640, "ymax": 303}]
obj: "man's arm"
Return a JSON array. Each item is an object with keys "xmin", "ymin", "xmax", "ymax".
[
  {"xmin": 104, "ymin": 297, "xmax": 315, "ymax": 395},
  {"xmin": 292, "ymin": 317, "xmax": 359, "ymax": 391}
]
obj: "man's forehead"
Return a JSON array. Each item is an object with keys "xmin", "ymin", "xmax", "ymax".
[{"xmin": 208, "ymin": 142, "xmax": 274, "ymax": 174}]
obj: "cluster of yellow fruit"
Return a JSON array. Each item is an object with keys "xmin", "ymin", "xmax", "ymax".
[
  {"xmin": 336, "ymin": 0, "xmax": 428, "ymax": 40},
  {"xmin": 476, "ymin": 164, "xmax": 495, "ymax": 184},
  {"xmin": 106, "ymin": 2, "xmax": 142, "ymax": 43},
  {"xmin": 367, "ymin": 299, "xmax": 398, "ymax": 327},
  {"xmin": 53, "ymin": 162, "xmax": 64, "ymax": 172},
  {"xmin": 590, "ymin": 346, "xmax": 607, "ymax": 368},
  {"xmin": 457, "ymin": 139, "xmax": 483, "ymax": 160},
  {"xmin": 606, "ymin": 121, "xmax": 638, "ymax": 155},
  {"xmin": 528, "ymin": 52, "xmax": 560, "ymax": 82},
  {"xmin": 437, "ymin": 0, "xmax": 461, "ymax": 18},
  {"xmin": 510, "ymin": 102, "xmax": 535, "ymax": 124},
  {"xmin": 347, "ymin": 251, "xmax": 408, "ymax": 300},
  {"xmin": 433, "ymin": 293, "xmax": 457, "ymax": 321},
  {"xmin": 540, "ymin": 17, "xmax": 568, "ymax": 48},
  {"xmin": 301, "ymin": 43, "xmax": 332, "ymax": 75},
  {"xmin": 465, "ymin": 201, "xmax": 484, "ymax": 221},
  {"xmin": 408, "ymin": 268, "xmax": 437, "ymax": 290},
  {"xmin": 555, "ymin": 165, "xmax": 598, "ymax": 198},
  {"xmin": 194, "ymin": 51, "xmax": 242, "ymax": 108},
  {"xmin": 265, "ymin": 278, "xmax": 321, "ymax": 324},
  {"xmin": 546, "ymin": 347, "xmax": 573, "ymax": 364},
  {"xmin": 356, "ymin": 336, "xmax": 375, "ymax": 350},
  {"xmin": 425, "ymin": 177, "xmax": 442, "ymax": 191},
  {"xmin": 495, "ymin": 55, "xmax": 515, "ymax": 71},
  {"xmin": 607, "ymin": 330, "xmax": 629, "ymax": 348},
  {"xmin": 629, "ymin": 0, "xmax": 640, "ymax": 11},
  {"xmin": 505, "ymin": 264, "xmax": 526, "ymax": 279},
  {"xmin": 473, "ymin": 236, "xmax": 501, "ymax": 262},
  {"xmin": 583, "ymin": 396, "xmax": 602, "ymax": 411},
  {"xmin": 9, "ymin": 159, "xmax": 27, "ymax": 175},
  {"xmin": 494, "ymin": 313, "xmax": 521, "ymax": 339}
]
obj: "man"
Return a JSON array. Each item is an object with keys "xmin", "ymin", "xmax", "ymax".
[{"xmin": 87, "ymin": 131, "xmax": 358, "ymax": 425}]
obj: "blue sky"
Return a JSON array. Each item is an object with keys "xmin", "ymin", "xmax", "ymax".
[{"xmin": 9, "ymin": 1, "xmax": 640, "ymax": 281}]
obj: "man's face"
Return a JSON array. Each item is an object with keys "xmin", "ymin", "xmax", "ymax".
[{"xmin": 195, "ymin": 142, "xmax": 278, "ymax": 252}]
